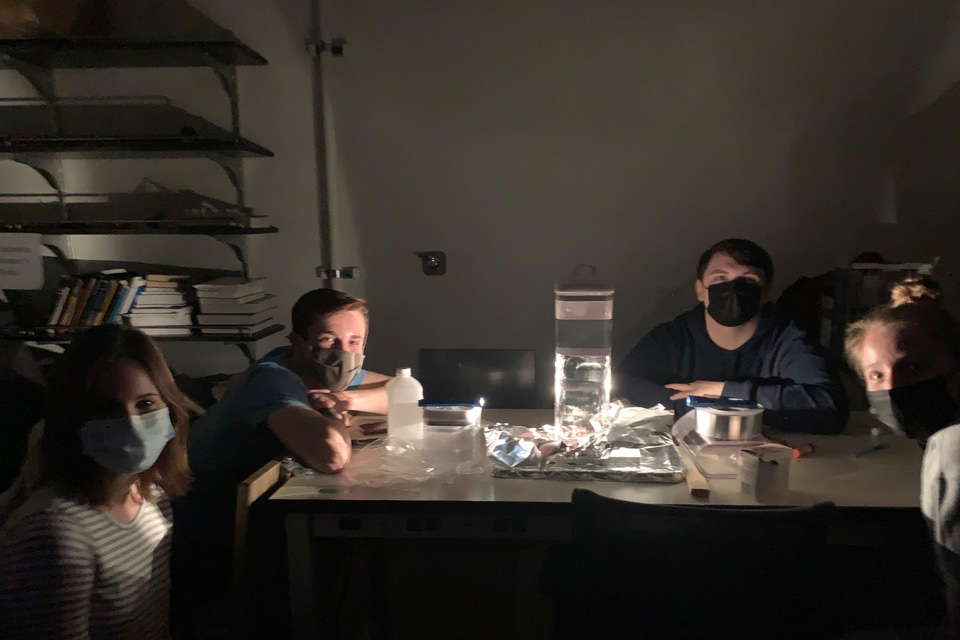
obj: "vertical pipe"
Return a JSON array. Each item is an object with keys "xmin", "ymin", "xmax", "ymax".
[{"xmin": 310, "ymin": 0, "xmax": 334, "ymax": 290}]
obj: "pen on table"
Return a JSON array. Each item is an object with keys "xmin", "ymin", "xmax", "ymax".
[{"xmin": 854, "ymin": 442, "xmax": 889, "ymax": 458}]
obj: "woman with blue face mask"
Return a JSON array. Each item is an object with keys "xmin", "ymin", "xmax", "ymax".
[
  {"xmin": 0, "ymin": 325, "xmax": 201, "ymax": 639},
  {"xmin": 846, "ymin": 275, "xmax": 960, "ymax": 638}
]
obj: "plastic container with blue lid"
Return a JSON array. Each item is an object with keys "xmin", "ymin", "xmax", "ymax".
[{"xmin": 422, "ymin": 403, "xmax": 483, "ymax": 465}]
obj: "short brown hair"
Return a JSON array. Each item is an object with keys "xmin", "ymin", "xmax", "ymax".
[
  {"xmin": 845, "ymin": 276, "xmax": 959, "ymax": 378},
  {"xmin": 41, "ymin": 326, "xmax": 201, "ymax": 505},
  {"xmin": 291, "ymin": 288, "xmax": 368, "ymax": 338},
  {"xmin": 697, "ymin": 238, "xmax": 774, "ymax": 283}
]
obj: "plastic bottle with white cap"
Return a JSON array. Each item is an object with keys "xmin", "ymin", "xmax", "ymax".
[{"xmin": 387, "ymin": 367, "xmax": 424, "ymax": 444}]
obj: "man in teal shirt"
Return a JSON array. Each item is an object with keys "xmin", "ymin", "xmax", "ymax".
[
  {"xmin": 188, "ymin": 288, "xmax": 390, "ymax": 485},
  {"xmin": 172, "ymin": 288, "xmax": 390, "ymax": 619}
]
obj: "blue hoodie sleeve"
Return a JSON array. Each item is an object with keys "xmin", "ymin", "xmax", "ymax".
[
  {"xmin": 721, "ymin": 326, "xmax": 848, "ymax": 434},
  {"xmin": 615, "ymin": 325, "xmax": 682, "ymax": 411}
]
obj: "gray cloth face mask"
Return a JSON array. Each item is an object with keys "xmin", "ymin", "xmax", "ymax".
[{"xmin": 310, "ymin": 347, "xmax": 365, "ymax": 391}]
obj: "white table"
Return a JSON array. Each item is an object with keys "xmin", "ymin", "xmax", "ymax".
[
  {"xmin": 271, "ymin": 409, "xmax": 925, "ymax": 639},
  {"xmin": 274, "ymin": 409, "xmax": 922, "ymax": 510}
]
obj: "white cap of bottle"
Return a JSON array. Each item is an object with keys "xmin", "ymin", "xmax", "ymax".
[{"xmin": 395, "ymin": 367, "xmax": 411, "ymax": 377}]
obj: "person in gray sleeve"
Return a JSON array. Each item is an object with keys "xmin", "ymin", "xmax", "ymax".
[{"xmin": 846, "ymin": 275, "xmax": 960, "ymax": 638}]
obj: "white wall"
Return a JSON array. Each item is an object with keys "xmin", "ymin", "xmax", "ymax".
[
  {"xmin": 321, "ymin": 0, "xmax": 958, "ymax": 404},
  {"xmin": 868, "ymin": 1, "xmax": 960, "ymax": 316},
  {"xmin": 4, "ymin": 1, "xmax": 960, "ymax": 396},
  {"xmin": 910, "ymin": 5, "xmax": 960, "ymax": 116},
  {"xmin": 0, "ymin": 0, "xmax": 323, "ymax": 376}
]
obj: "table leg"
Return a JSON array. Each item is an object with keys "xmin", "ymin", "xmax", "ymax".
[{"xmin": 287, "ymin": 513, "xmax": 320, "ymax": 640}]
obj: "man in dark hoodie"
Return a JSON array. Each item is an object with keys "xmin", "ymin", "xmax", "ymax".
[{"xmin": 616, "ymin": 238, "xmax": 848, "ymax": 434}]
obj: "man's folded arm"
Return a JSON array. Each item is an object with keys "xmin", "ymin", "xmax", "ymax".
[
  {"xmin": 721, "ymin": 337, "xmax": 848, "ymax": 434},
  {"xmin": 615, "ymin": 331, "xmax": 680, "ymax": 410},
  {"xmin": 268, "ymin": 405, "xmax": 351, "ymax": 473}
]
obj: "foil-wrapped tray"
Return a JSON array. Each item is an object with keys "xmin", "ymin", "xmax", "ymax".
[{"xmin": 487, "ymin": 406, "xmax": 685, "ymax": 484}]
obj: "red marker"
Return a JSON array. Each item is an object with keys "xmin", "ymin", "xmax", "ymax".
[
  {"xmin": 792, "ymin": 443, "xmax": 815, "ymax": 459},
  {"xmin": 768, "ymin": 437, "xmax": 814, "ymax": 459}
]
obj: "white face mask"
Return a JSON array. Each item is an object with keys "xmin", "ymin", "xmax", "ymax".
[
  {"xmin": 310, "ymin": 347, "xmax": 365, "ymax": 391},
  {"xmin": 80, "ymin": 407, "xmax": 175, "ymax": 474}
]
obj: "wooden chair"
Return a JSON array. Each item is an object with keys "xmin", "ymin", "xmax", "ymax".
[
  {"xmin": 186, "ymin": 460, "xmax": 288, "ymax": 639},
  {"xmin": 232, "ymin": 459, "xmax": 287, "ymax": 597}
]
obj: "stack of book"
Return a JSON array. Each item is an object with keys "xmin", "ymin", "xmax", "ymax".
[
  {"xmin": 46, "ymin": 271, "xmax": 145, "ymax": 332},
  {"xmin": 194, "ymin": 277, "xmax": 277, "ymax": 336},
  {"xmin": 125, "ymin": 274, "xmax": 193, "ymax": 337}
]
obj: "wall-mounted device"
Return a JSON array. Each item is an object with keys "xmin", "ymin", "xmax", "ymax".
[
  {"xmin": 416, "ymin": 251, "xmax": 446, "ymax": 276},
  {"xmin": 307, "ymin": 37, "xmax": 348, "ymax": 58},
  {"xmin": 316, "ymin": 266, "xmax": 359, "ymax": 279}
]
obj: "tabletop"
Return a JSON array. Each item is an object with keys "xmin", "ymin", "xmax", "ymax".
[{"xmin": 269, "ymin": 408, "xmax": 923, "ymax": 509}]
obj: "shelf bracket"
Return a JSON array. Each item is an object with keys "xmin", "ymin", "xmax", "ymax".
[
  {"xmin": 10, "ymin": 155, "xmax": 67, "ymax": 217},
  {"xmin": 213, "ymin": 234, "xmax": 250, "ymax": 280},
  {"xmin": 235, "ymin": 342, "xmax": 256, "ymax": 365},
  {"xmin": 2, "ymin": 55, "xmax": 56, "ymax": 104},
  {"xmin": 41, "ymin": 241, "xmax": 75, "ymax": 274},
  {"xmin": 205, "ymin": 57, "xmax": 241, "ymax": 138},
  {"xmin": 2, "ymin": 56, "xmax": 63, "ymax": 137},
  {"xmin": 207, "ymin": 154, "xmax": 245, "ymax": 207}
]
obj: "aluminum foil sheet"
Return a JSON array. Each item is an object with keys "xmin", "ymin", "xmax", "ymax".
[{"xmin": 486, "ymin": 405, "xmax": 684, "ymax": 483}]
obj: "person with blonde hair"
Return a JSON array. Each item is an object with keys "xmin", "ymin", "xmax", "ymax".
[
  {"xmin": 0, "ymin": 326, "xmax": 202, "ymax": 639},
  {"xmin": 845, "ymin": 276, "xmax": 960, "ymax": 637}
]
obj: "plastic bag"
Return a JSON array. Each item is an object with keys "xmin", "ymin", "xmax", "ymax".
[{"xmin": 338, "ymin": 436, "xmax": 487, "ymax": 488}]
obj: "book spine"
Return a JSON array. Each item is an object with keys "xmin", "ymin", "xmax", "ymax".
[
  {"xmin": 81, "ymin": 280, "xmax": 108, "ymax": 327},
  {"xmin": 134, "ymin": 294, "xmax": 186, "ymax": 306},
  {"xmin": 120, "ymin": 277, "xmax": 146, "ymax": 316},
  {"xmin": 93, "ymin": 280, "xmax": 121, "ymax": 326},
  {"xmin": 58, "ymin": 279, "xmax": 85, "ymax": 327},
  {"xmin": 105, "ymin": 282, "xmax": 129, "ymax": 325},
  {"xmin": 128, "ymin": 313, "xmax": 192, "ymax": 327},
  {"xmin": 70, "ymin": 278, "xmax": 97, "ymax": 328},
  {"xmin": 196, "ymin": 311, "xmax": 272, "ymax": 326},
  {"xmin": 46, "ymin": 283, "xmax": 71, "ymax": 327}
]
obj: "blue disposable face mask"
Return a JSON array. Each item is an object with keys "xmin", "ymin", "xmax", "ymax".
[{"xmin": 80, "ymin": 407, "xmax": 175, "ymax": 474}]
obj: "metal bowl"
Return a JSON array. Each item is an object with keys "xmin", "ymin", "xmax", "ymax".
[{"xmin": 693, "ymin": 405, "xmax": 764, "ymax": 441}]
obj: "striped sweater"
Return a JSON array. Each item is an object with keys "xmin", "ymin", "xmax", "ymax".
[{"xmin": 0, "ymin": 487, "xmax": 173, "ymax": 640}]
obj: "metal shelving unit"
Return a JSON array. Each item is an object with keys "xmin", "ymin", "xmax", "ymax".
[
  {"xmin": 0, "ymin": 323, "xmax": 284, "ymax": 342},
  {"xmin": 0, "ymin": 223, "xmax": 278, "ymax": 235},
  {"xmin": 0, "ymin": 323, "xmax": 285, "ymax": 363},
  {"xmin": 0, "ymin": 96, "xmax": 272, "ymax": 206},
  {"xmin": 0, "ymin": 38, "xmax": 266, "ymax": 69},
  {"xmin": 0, "ymin": 0, "xmax": 279, "ymax": 359}
]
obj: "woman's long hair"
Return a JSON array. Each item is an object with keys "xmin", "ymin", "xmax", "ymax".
[{"xmin": 41, "ymin": 325, "xmax": 202, "ymax": 505}]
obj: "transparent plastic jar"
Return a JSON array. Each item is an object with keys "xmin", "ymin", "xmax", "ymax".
[{"xmin": 554, "ymin": 264, "xmax": 614, "ymax": 437}]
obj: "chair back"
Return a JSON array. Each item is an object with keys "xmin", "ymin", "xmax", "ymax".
[
  {"xmin": 559, "ymin": 489, "xmax": 836, "ymax": 639},
  {"xmin": 418, "ymin": 348, "xmax": 536, "ymax": 408},
  {"xmin": 233, "ymin": 459, "xmax": 285, "ymax": 595}
]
